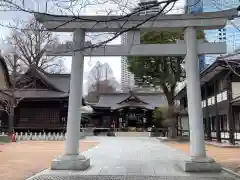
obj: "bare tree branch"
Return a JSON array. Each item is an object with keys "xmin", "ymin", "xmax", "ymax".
[
  {"xmin": 86, "ymin": 61, "xmax": 117, "ymax": 102},
  {"xmin": 2, "ymin": 17, "xmax": 66, "ymax": 74},
  {"xmin": 0, "ymin": 0, "xmax": 178, "ymax": 54}
]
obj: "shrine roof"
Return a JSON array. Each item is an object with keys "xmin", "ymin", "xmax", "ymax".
[
  {"xmin": 0, "ymin": 56, "xmax": 12, "ymax": 88},
  {"xmin": 45, "ymin": 73, "xmax": 70, "ymax": 92},
  {"xmin": 2, "ymin": 89, "xmax": 68, "ymax": 99},
  {"xmin": 21, "ymin": 71, "xmax": 70, "ymax": 98},
  {"xmin": 175, "ymin": 57, "xmax": 240, "ymax": 100},
  {"xmin": 3, "ymin": 67, "xmax": 84, "ymax": 103},
  {"xmin": 94, "ymin": 91, "xmax": 167, "ymax": 110}
]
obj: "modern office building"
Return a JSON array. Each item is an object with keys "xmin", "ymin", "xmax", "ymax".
[
  {"xmin": 121, "ymin": 0, "xmax": 163, "ymax": 91},
  {"xmin": 132, "ymin": 0, "xmax": 163, "ymax": 15},
  {"xmin": 185, "ymin": 0, "xmax": 240, "ymax": 65},
  {"xmin": 202, "ymin": 0, "xmax": 240, "ymax": 63},
  {"xmin": 120, "ymin": 34, "xmax": 135, "ymax": 92},
  {"xmin": 185, "ymin": 0, "xmax": 203, "ymax": 13}
]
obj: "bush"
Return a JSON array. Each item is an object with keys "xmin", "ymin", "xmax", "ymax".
[
  {"xmin": 121, "ymin": 127, "xmax": 128, "ymax": 132},
  {"xmin": 153, "ymin": 106, "xmax": 177, "ymax": 127}
]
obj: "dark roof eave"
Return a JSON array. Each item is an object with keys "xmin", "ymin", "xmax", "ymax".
[
  {"xmin": 17, "ymin": 67, "xmax": 65, "ymax": 92},
  {"xmin": 92, "ymin": 106, "xmax": 111, "ymax": 109},
  {"xmin": 117, "ymin": 90, "xmax": 148, "ymax": 104},
  {"xmin": 0, "ymin": 56, "xmax": 12, "ymax": 88},
  {"xmin": 18, "ymin": 95, "xmax": 69, "ymax": 99},
  {"xmin": 175, "ymin": 59, "xmax": 234, "ymax": 100}
]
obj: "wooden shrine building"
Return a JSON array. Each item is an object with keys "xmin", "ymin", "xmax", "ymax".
[
  {"xmin": 0, "ymin": 56, "xmax": 168, "ymax": 133},
  {"xmin": 175, "ymin": 57, "xmax": 240, "ymax": 144},
  {"xmin": 0, "ymin": 57, "xmax": 86, "ymax": 133},
  {"xmin": 90, "ymin": 91, "xmax": 167, "ymax": 130}
]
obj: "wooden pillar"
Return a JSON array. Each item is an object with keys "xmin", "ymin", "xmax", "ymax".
[
  {"xmin": 227, "ymin": 74, "xmax": 235, "ymax": 145},
  {"xmin": 214, "ymin": 81, "xmax": 221, "ymax": 143},
  {"xmin": 204, "ymin": 83, "xmax": 212, "ymax": 140}
]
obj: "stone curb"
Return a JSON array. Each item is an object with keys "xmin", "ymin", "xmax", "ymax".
[
  {"xmin": 25, "ymin": 168, "xmax": 48, "ymax": 180},
  {"xmin": 205, "ymin": 141, "xmax": 240, "ymax": 148},
  {"xmin": 222, "ymin": 167, "xmax": 240, "ymax": 179},
  {"xmin": 156, "ymin": 137, "xmax": 190, "ymax": 142}
]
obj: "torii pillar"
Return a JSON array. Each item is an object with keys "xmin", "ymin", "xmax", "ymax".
[
  {"xmin": 180, "ymin": 27, "xmax": 221, "ymax": 172},
  {"xmin": 35, "ymin": 8, "xmax": 238, "ymax": 172},
  {"xmin": 51, "ymin": 29, "xmax": 90, "ymax": 170}
]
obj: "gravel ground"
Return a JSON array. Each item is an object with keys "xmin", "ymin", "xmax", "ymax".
[
  {"xmin": 0, "ymin": 140, "xmax": 98, "ymax": 180},
  {"xmin": 166, "ymin": 142, "xmax": 240, "ymax": 173}
]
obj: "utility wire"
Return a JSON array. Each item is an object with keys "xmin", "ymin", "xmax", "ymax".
[{"xmin": 0, "ymin": 0, "xmax": 177, "ymax": 54}]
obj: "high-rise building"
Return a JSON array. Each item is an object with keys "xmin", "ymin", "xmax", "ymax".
[
  {"xmin": 185, "ymin": 0, "xmax": 206, "ymax": 72},
  {"xmin": 186, "ymin": 0, "xmax": 240, "ymax": 66},
  {"xmin": 121, "ymin": 0, "xmax": 163, "ymax": 91},
  {"xmin": 202, "ymin": 0, "xmax": 240, "ymax": 64},
  {"xmin": 120, "ymin": 35, "xmax": 135, "ymax": 92},
  {"xmin": 185, "ymin": 0, "xmax": 203, "ymax": 13},
  {"xmin": 133, "ymin": 0, "xmax": 163, "ymax": 15}
]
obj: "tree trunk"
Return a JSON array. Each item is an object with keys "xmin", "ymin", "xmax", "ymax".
[
  {"xmin": 8, "ymin": 54, "xmax": 17, "ymax": 135},
  {"xmin": 167, "ymin": 117, "xmax": 178, "ymax": 139},
  {"xmin": 166, "ymin": 95, "xmax": 178, "ymax": 139},
  {"xmin": 8, "ymin": 107, "xmax": 14, "ymax": 135}
]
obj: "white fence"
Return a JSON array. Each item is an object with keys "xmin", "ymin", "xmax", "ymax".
[
  {"xmin": 1, "ymin": 132, "xmax": 85, "ymax": 141},
  {"xmin": 211, "ymin": 132, "xmax": 240, "ymax": 141}
]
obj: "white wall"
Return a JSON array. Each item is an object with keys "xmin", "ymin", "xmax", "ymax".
[
  {"xmin": 232, "ymin": 82, "xmax": 240, "ymax": 99},
  {"xmin": 180, "ymin": 116, "xmax": 189, "ymax": 136}
]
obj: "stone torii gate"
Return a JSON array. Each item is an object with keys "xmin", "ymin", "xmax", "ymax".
[{"xmin": 35, "ymin": 8, "xmax": 238, "ymax": 172}]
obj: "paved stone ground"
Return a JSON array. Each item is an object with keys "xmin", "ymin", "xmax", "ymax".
[{"xmin": 27, "ymin": 137, "xmax": 238, "ymax": 180}]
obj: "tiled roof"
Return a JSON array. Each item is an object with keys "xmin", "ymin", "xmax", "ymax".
[
  {"xmin": 45, "ymin": 73, "xmax": 70, "ymax": 92},
  {"xmin": 14, "ymin": 89, "xmax": 68, "ymax": 99},
  {"xmin": 11, "ymin": 69, "xmax": 86, "ymax": 104},
  {"xmin": 0, "ymin": 56, "xmax": 12, "ymax": 88},
  {"xmin": 175, "ymin": 58, "xmax": 240, "ymax": 100},
  {"xmin": 94, "ymin": 92, "xmax": 167, "ymax": 110}
]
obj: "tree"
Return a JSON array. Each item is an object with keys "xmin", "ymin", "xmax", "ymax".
[
  {"xmin": 153, "ymin": 106, "xmax": 179, "ymax": 138},
  {"xmin": 86, "ymin": 61, "xmax": 116, "ymax": 102},
  {"xmin": 0, "ymin": 0, "xmax": 177, "ymax": 53},
  {"xmin": 128, "ymin": 29, "xmax": 205, "ymax": 138},
  {"xmin": 0, "ymin": 18, "xmax": 66, "ymax": 134},
  {"xmin": 4, "ymin": 18, "xmax": 66, "ymax": 74},
  {"xmin": 152, "ymin": 107, "xmax": 165, "ymax": 128},
  {"xmin": 128, "ymin": 29, "xmax": 205, "ymax": 106},
  {"xmin": 0, "ymin": 54, "xmax": 25, "ymax": 134},
  {"xmin": 86, "ymin": 79, "xmax": 116, "ymax": 102}
]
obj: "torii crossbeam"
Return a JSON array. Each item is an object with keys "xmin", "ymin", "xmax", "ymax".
[{"xmin": 45, "ymin": 40, "xmax": 226, "ymax": 56}]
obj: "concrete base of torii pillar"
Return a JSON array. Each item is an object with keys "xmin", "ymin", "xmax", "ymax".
[
  {"xmin": 177, "ymin": 27, "xmax": 221, "ymax": 172},
  {"xmin": 51, "ymin": 154, "xmax": 90, "ymax": 171},
  {"xmin": 51, "ymin": 28, "xmax": 90, "ymax": 171},
  {"xmin": 178, "ymin": 157, "xmax": 221, "ymax": 172}
]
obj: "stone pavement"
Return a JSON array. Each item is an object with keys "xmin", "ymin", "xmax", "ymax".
[{"xmin": 27, "ymin": 137, "xmax": 237, "ymax": 180}]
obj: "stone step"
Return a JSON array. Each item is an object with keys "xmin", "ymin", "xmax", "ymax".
[{"xmin": 115, "ymin": 132, "xmax": 150, "ymax": 137}]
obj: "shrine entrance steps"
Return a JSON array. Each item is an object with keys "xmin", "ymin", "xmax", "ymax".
[{"xmin": 115, "ymin": 131, "xmax": 150, "ymax": 137}]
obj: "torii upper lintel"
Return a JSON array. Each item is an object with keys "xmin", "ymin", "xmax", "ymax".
[{"xmin": 34, "ymin": 8, "xmax": 238, "ymax": 32}]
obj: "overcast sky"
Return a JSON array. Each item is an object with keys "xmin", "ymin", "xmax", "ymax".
[{"xmin": 0, "ymin": 0, "xmax": 185, "ymax": 93}]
